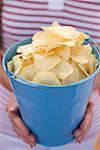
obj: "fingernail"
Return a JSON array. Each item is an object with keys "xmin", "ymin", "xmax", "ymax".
[
  {"xmin": 75, "ymin": 132, "xmax": 80, "ymax": 137},
  {"xmin": 30, "ymin": 143, "xmax": 36, "ymax": 148},
  {"xmin": 30, "ymin": 136, "xmax": 36, "ymax": 144},
  {"xmin": 77, "ymin": 137, "xmax": 82, "ymax": 143}
]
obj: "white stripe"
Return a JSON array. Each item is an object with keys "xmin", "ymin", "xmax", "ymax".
[
  {"xmin": 3, "ymin": 26, "xmax": 38, "ymax": 35},
  {"xmin": 65, "ymin": 0, "xmax": 100, "ymax": 10},
  {"xmin": 3, "ymin": 6, "xmax": 100, "ymax": 23},
  {"xmin": 64, "ymin": 5, "xmax": 100, "ymax": 17},
  {"xmin": 3, "ymin": 1, "xmax": 47, "ymax": 9},
  {"xmin": 2, "ymin": 31, "xmax": 39, "ymax": 40}
]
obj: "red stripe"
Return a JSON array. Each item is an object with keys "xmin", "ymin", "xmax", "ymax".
[
  {"xmin": 3, "ymin": 10, "xmax": 100, "ymax": 26},
  {"xmin": 2, "ymin": 23, "xmax": 41, "ymax": 30},
  {"xmin": 12, "ymin": 0, "xmax": 48, "ymax": 4},
  {"xmin": 3, "ymin": 4, "xmax": 48, "ymax": 11},
  {"xmin": 73, "ymin": 25, "xmax": 100, "ymax": 33},
  {"xmin": 2, "ymin": 16, "xmax": 100, "ymax": 32},
  {"xmin": 91, "ymin": 35, "xmax": 100, "ymax": 39},
  {"xmin": 64, "ymin": 2, "xmax": 100, "ymax": 12},
  {"xmin": 70, "ymin": 0, "xmax": 100, "ymax": 5},
  {"xmin": 64, "ymin": 9, "xmax": 99, "ymax": 19},
  {"xmin": 2, "ymin": 16, "xmax": 51, "ymax": 24},
  {"xmin": 2, "ymin": 28, "xmax": 40, "ymax": 36}
]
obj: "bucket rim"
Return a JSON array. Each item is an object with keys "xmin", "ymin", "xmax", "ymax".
[{"xmin": 2, "ymin": 37, "xmax": 100, "ymax": 88}]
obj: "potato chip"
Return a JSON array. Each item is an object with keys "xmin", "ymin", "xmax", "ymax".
[
  {"xmin": 76, "ymin": 32, "xmax": 89, "ymax": 45},
  {"xmin": 62, "ymin": 75, "xmax": 77, "ymax": 85},
  {"xmin": 12, "ymin": 56, "xmax": 22, "ymax": 74},
  {"xmin": 33, "ymin": 71, "xmax": 62, "ymax": 85},
  {"xmin": 18, "ymin": 64, "xmax": 37, "ymax": 81},
  {"xmin": 58, "ymin": 60, "xmax": 73, "ymax": 80},
  {"xmin": 42, "ymin": 26, "xmax": 78, "ymax": 40},
  {"xmin": 45, "ymin": 42, "xmax": 61, "ymax": 52},
  {"xmin": 7, "ymin": 60, "xmax": 14, "ymax": 72},
  {"xmin": 55, "ymin": 46, "xmax": 70, "ymax": 60},
  {"xmin": 32, "ymin": 44, "xmax": 46, "ymax": 53},
  {"xmin": 17, "ymin": 44, "xmax": 34, "ymax": 54},
  {"xmin": 59, "ymin": 41, "xmax": 76, "ymax": 47},
  {"xmin": 62, "ymin": 61, "xmax": 86, "ymax": 85},
  {"xmin": 32, "ymin": 31, "xmax": 44, "ymax": 41},
  {"xmin": 77, "ymin": 63, "xmax": 89, "ymax": 76},
  {"xmin": 88, "ymin": 55, "xmax": 95, "ymax": 75},
  {"xmin": 18, "ymin": 68, "xmax": 30, "ymax": 80},
  {"xmin": 22, "ymin": 53, "xmax": 33, "ymax": 60},
  {"xmin": 32, "ymin": 31, "xmax": 63, "ymax": 52},
  {"xmin": 22, "ymin": 58, "xmax": 34, "ymax": 67},
  {"xmin": 46, "ymin": 50, "xmax": 55, "ymax": 56},
  {"xmin": 51, "ymin": 59, "xmax": 73, "ymax": 80},
  {"xmin": 71, "ymin": 31, "xmax": 81, "ymax": 40},
  {"xmin": 71, "ymin": 45, "xmax": 92, "ymax": 64},
  {"xmin": 52, "ymin": 21, "xmax": 61, "ymax": 27},
  {"xmin": 34, "ymin": 53, "xmax": 61, "ymax": 71}
]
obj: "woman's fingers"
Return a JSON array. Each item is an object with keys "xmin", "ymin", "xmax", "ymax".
[
  {"xmin": 12, "ymin": 124, "xmax": 35, "ymax": 147},
  {"xmin": 9, "ymin": 110, "xmax": 30, "ymax": 138},
  {"xmin": 8, "ymin": 108, "xmax": 36, "ymax": 146},
  {"xmin": 7, "ymin": 93, "xmax": 36, "ymax": 146},
  {"xmin": 73, "ymin": 101, "xmax": 93, "ymax": 143},
  {"xmin": 10, "ymin": 110, "xmax": 36, "ymax": 146}
]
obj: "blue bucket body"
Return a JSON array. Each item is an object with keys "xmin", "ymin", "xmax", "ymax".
[{"xmin": 3, "ymin": 38, "xmax": 100, "ymax": 147}]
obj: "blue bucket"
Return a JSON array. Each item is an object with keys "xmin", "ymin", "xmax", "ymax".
[{"xmin": 2, "ymin": 38, "xmax": 100, "ymax": 147}]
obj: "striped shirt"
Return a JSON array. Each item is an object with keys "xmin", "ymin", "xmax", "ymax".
[{"xmin": 1, "ymin": 0, "xmax": 100, "ymax": 50}]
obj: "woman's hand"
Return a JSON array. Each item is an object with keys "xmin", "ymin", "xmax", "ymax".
[
  {"xmin": 7, "ymin": 93, "xmax": 36, "ymax": 147},
  {"xmin": 7, "ymin": 93, "xmax": 93, "ymax": 146},
  {"xmin": 73, "ymin": 101, "xmax": 93, "ymax": 143}
]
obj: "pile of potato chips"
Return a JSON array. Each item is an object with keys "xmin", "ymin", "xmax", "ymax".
[{"xmin": 7, "ymin": 22, "xmax": 99, "ymax": 86}]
